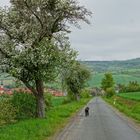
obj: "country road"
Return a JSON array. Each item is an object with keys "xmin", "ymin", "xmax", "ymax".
[{"xmin": 56, "ymin": 97, "xmax": 140, "ymax": 140}]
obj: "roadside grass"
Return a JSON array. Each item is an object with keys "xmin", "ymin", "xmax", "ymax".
[
  {"xmin": 51, "ymin": 97, "xmax": 66, "ymax": 107},
  {"xmin": 0, "ymin": 97, "xmax": 91, "ymax": 140},
  {"xmin": 118, "ymin": 92, "xmax": 140, "ymax": 101},
  {"xmin": 104, "ymin": 96, "xmax": 140, "ymax": 123}
]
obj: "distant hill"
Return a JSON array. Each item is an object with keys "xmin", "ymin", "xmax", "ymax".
[
  {"xmin": 81, "ymin": 58, "xmax": 140, "ymax": 73},
  {"xmin": 81, "ymin": 58, "xmax": 140, "ymax": 87}
]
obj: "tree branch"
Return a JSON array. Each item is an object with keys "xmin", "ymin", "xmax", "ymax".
[
  {"xmin": 0, "ymin": 47, "xmax": 11, "ymax": 58},
  {"xmin": 24, "ymin": 1, "xmax": 44, "ymax": 29},
  {"xmin": 22, "ymin": 79, "xmax": 38, "ymax": 96},
  {"xmin": 0, "ymin": 26, "xmax": 13, "ymax": 39}
]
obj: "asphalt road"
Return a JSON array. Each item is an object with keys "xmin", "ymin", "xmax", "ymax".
[{"xmin": 56, "ymin": 97, "xmax": 140, "ymax": 140}]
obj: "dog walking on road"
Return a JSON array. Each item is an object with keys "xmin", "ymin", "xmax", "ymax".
[{"xmin": 85, "ymin": 107, "xmax": 89, "ymax": 117}]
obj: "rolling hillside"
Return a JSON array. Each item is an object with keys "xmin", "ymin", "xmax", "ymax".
[
  {"xmin": 88, "ymin": 73, "xmax": 140, "ymax": 87},
  {"xmin": 82, "ymin": 58, "xmax": 140, "ymax": 87},
  {"xmin": 82, "ymin": 58, "xmax": 140, "ymax": 73}
]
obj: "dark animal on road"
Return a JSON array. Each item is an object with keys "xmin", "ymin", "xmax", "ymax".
[{"xmin": 85, "ymin": 107, "xmax": 89, "ymax": 117}]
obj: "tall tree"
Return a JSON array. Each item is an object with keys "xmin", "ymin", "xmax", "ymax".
[
  {"xmin": 0, "ymin": 0, "xmax": 91, "ymax": 118},
  {"xmin": 62, "ymin": 62, "xmax": 91, "ymax": 101},
  {"xmin": 101, "ymin": 73, "xmax": 115, "ymax": 91}
]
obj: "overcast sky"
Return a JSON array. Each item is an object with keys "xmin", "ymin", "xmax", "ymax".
[{"xmin": 0, "ymin": 0, "xmax": 140, "ymax": 61}]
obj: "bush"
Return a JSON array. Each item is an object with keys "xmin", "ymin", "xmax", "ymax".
[
  {"xmin": 80, "ymin": 89, "xmax": 91, "ymax": 98},
  {"xmin": 106, "ymin": 87, "xmax": 115, "ymax": 98},
  {"xmin": 62, "ymin": 97, "xmax": 72, "ymax": 104},
  {"xmin": 67, "ymin": 90, "xmax": 77, "ymax": 101},
  {"xmin": 44, "ymin": 93, "xmax": 52, "ymax": 110},
  {"xmin": 12, "ymin": 92, "xmax": 36, "ymax": 119},
  {"xmin": 0, "ymin": 96, "xmax": 17, "ymax": 124}
]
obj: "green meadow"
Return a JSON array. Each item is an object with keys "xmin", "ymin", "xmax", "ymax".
[
  {"xmin": 88, "ymin": 73, "xmax": 140, "ymax": 88},
  {"xmin": 118, "ymin": 92, "xmax": 140, "ymax": 101}
]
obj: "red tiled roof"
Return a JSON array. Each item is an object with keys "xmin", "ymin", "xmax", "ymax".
[
  {"xmin": 47, "ymin": 88, "xmax": 64, "ymax": 97},
  {"xmin": 0, "ymin": 87, "xmax": 4, "ymax": 91}
]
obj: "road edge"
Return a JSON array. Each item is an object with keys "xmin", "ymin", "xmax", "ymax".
[
  {"xmin": 47, "ymin": 98, "xmax": 94, "ymax": 140},
  {"xmin": 103, "ymin": 98, "xmax": 140, "ymax": 133}
]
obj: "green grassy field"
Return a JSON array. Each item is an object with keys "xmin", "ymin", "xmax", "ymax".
[
  {"xmin": 51, "ymin": 97, "xmax": 66, "ymax": 106},
  {"xmin": 0, "ymin": 97, "xmax": 91, "ymax": 140},
  {"xmin": 104, "ymin": 95, "xmax": 140, "ymax": 123},
  {"xmin": 88, "ymin": 73, "xmax": 140, "ymax": 87},
  {"xmin": 118, "ymin": 92, "xmax": 140, "ymax": 101}
]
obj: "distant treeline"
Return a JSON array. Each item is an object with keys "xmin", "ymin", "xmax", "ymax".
[
  {"xmin": 81, "ymin": 58, "xmax": 140, "ymax": 73},
  {"xmin": 118, "ymin": 81, "xmax": 140, "ymax": 93}
]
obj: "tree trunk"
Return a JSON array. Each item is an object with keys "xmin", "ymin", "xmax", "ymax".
[
  {"xmin": 76, "ymin": 94, "xmax": 80, "ymax": 101},
  {"xmin": 36, "ymin": 94, "xmax": 45, "ymax": 118},
  {"xmin": 35, "ymin": 80, "xmax": 46, "ymax": 118}
]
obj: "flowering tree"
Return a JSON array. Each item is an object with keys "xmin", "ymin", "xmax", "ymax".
[
  {"xmin": 62, "ymin": 62, "xmax": 91, "ymax": 101},
  {"xmin": 0, "ymin": 0, "xmax": 91, "ymax": 118}
]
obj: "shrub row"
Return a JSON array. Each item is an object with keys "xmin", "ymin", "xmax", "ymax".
[
  {"xmin": 0, "ymin": 88, "xmax": 90, "ymax": 125},
  {"xmin": 0, "ymin": 92, "xmax": 52, "ymax": 125},
  {"xmin": 119, "ymin": 81, "xmax": 140, "ymax": 93},
  {"xmin": 0, "ymin": 96, "xmax": 16, "ymax": 124}
]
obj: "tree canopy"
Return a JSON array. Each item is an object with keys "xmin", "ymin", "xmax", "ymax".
[
  {"xmin": 101, "ymin": 73, "xmax": 115, "ymax": 91},
  {"xmin": 62, "ymin": 62, "xmax": 91, "ymax": 100},
  {"xmin": 0, "ymin": 0, "xmax": 92, "ymax": 118}
]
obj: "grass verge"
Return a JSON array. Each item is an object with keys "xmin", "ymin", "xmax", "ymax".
[
  {"xmin": 104, "ymin": 96, "xmax": 140, "ymax": 123},
  {"xmin": 0, "ymin": 97, "xmax": 91, "ymax": 140}
]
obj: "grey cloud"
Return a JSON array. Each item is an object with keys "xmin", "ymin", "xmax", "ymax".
[
  {"xmin": 69, "ymin": 0, "xmax": 140, "ymax": 60},
  {"xmin": 0, "ymin": 0, "xmax": 10, "ymax": 7}
]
